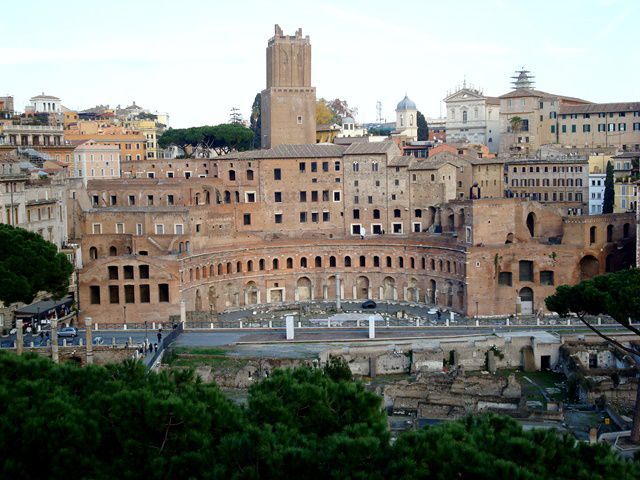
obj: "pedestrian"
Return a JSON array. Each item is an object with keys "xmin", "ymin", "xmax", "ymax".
[
  {"xmin": 436, "ymin": 309, "xmax": 442, "ymax": 321},
  {"xmin": 154, "ymin": 343, "xmax": 158, "ymax": 352},
  {"xmin": 157, "ymin": 331, "xmax": 162, "ymax": 343}
]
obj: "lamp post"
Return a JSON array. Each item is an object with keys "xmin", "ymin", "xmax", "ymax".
[
  {"xmin": 144, "ymin": 320, "xmax": 148, "ymax": 348},
  {"xmin": 475, "ymin": 301, "xmax": 479, "ymax": 319}
]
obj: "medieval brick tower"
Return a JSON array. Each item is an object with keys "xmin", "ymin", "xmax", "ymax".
[{"xmin": 260, "ymin": 25, "xmax": 316, "ymax": 149}]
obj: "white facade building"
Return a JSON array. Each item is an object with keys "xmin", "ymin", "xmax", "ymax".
[
  {"xmin": 71, "ymin": 140, "xmax": 121, "ymax": 186},
  {"xmin": 29, "ymin": 93, "xmax": 62, "ymax": 113},
  {"xmin": 444, "ymin": 86, "xmax": 500, "ymax": 152},
  {"xmin": 588, "ymin": 173, "xmax": 605, "ymax": 214},
  {"xmin": 337, "ymin": 117, "xmax": 367, "ymax": 138},
  {"xmin": 395, "ymin": 95, "xmax": 418, "ymax": 141}
]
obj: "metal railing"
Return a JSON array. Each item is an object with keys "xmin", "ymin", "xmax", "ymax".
[{"xmin": 143, "ymin": 323, "xmax": 183, "ymax": 369}]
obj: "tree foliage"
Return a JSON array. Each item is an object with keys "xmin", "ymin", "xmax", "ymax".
[
  {"xmin": 417, "ymin": 110, "xmax": 429, "ymax": 141},
  {"xmin": 603, "ymin": 160, "xmax": 615, "ymax": 214},
  {"xmin": 250, "ymin": 93, "xmax": 261, "ymax": 149},
  {"xmin": 0, "ymin": 353, "xmax": 638, "ymax": 479},
  {"xmin": 316, "ymin": 98, "xmax": 357, "ymax": 125},
  {"xmin": 158, "ymin": 124, "xmax": 254, "ymax": 157},
  {"xmin": 0, "ymin": 224, "xmax": 73, "ymax": 306}
]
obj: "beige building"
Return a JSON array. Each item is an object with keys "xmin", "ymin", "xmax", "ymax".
[
  {"xmin": 557, "ymin": 102, "xmax": 640, "ymax": 150},
  {"xmin": 71, "ymin": 140, "xmax": 121, "ymax": 185},
  {"xmin": 260, "ymin": 25, "xmax": 316, "ymax": 148}
]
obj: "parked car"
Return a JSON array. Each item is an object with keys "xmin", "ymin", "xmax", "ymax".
[
  {"xmin": 58, "ymin": 327, "xmax": 78, "ymax": 338},
  {"xmin": 361, "ymin": 300, "xmax": 377, "ymax": 309}
]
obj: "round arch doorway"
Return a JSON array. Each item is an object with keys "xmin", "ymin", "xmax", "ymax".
[{"xmin": 519, "ymin": 287, "xmax": 534, "ymax": 315}]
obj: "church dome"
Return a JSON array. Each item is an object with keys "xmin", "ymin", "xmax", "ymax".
[{"xmin": 396, "ymin": 95, "xmax": 416, "ymax": 111}]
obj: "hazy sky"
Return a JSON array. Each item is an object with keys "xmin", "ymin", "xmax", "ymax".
[{"xmin": 3, "ymin": 0, "xmax": 638, "ymax": 127}]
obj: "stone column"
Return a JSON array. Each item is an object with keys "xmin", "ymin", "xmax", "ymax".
[
  {"xmin": 16, "ymin": 319, "xmax": 24, "ymax": 355},
  {"xmin": 335, "ymin": 274, "xmax": 341, "ymax": 310},
  {"xmin": 180, "ymin": 299, "xmax": 186, "ymax": 325},
  {"xmin": 85, "ymin": 316, "xmax": 94, "ymax": 365},
  {"xmin": 51, "ymin": 319, "xmax": 59, "ymax": 364}
]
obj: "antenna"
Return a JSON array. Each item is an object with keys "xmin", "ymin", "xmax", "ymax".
[{"xmin": 376, "ymin": 101, "xmax": 382, "ymax": 123}]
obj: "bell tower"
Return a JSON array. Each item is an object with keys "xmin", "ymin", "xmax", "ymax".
[{"xmin": 261, "ymin": 25, "xmax": 316, "ymax": 148}]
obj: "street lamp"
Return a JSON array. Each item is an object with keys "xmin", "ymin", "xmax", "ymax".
[
  {"xmin": 144, "ymin": 320, "xmax": 148, "ymax": 348},
  {"xmin": 475, "ymin": 301, "xmax": 479, "ymax": 319}
]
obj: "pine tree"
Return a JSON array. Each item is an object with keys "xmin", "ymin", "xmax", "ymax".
[
  {"xmin": 417, "ymin": 111, "xmax": 429, "ymax": 141},
  {"xmin": 602, "ymin": 160, "xmax": 615, "ymax": 214}
]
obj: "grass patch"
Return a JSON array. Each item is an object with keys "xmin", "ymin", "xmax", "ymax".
[{"xmin": 169, "ymin": 356, "xmax": 248, "ymax": 370}]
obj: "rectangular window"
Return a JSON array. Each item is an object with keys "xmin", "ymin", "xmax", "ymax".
[
  {"xmin": 583, "ymin": 124, "xmax": 591, "ymax": 132},
  {"xmin": 353, "ymin": 209, "xmax": 360, "ymax": 219},
  {"xmin": 540, "ymin": 270, "xmax": 555, "ymax": 286},
  {"xmin": 333, "ymin": 191, "xmax": 341, "ymax": 202},
  {"xmin": 299, "ymin": 212, "xmax": 307, "ymax": 223},
  {"xmin": 311, "ymin": 212, "xmax": 319, "ymax": 223},
  {"xmin": 136, "ymin": 223, "xmax": 143, "ymax": 235},
  {"xmin": 519, "ymin": 260, "xmax": 534, "ymax": 282},
  {"xmin": 561, "ymin": 125, "xmax": 566, "ymax": 133},
  {"xmin": 139, "ymin": 284, "xmax": 150, "ymax": 303},
  {"xmin": 498, "ymin": 272, "xmax": 512, "ymax": 286},
  {"xmin": 139, "ymin": 265, "xmax": 149, "ymax": 279},
  {"xmin": 167, "ymin": 195, "xmax": 174, "ymax": 205},
  {"xmin": 392, "ymin": 223, "xmax": 403, "ymax": 234},
  {"xmin": 124, "ymin": 265, "xmax": 134, "ymax": 279},
  {"xmin": 274, "ymin": 168, "xmax": 281, "ymax": 180},
  {"xmin": 322, "ymin": 190, "xmax": 329, "ymax": 201},
  {"xmin": 124, "ymin": 285, "xmax": 135, "ymax": 304},
  {"xmin": 158, "ymin": 283, "xmax": 170, "ymax": 302},
  {"xmin": 110, "ymin": 195, "xmax": 117, "ymax": 206},
  {"xmin": 108, "ymin": 266, "xmax": 118, "ymax": 280},
  {"xmin": 128, "ymin": 195, "xmax": 136, "ymax": 205},
  {"xmin": 243, "ymin": 213, "xmax": 251, "ymax": 225},
  {"xmin": 245, "ymin": 192, "xmax": 256, "ymax": 203},
  {"xmin": 109, "ymin": 285, "xmax": 119, "ymax": 304},
  {"xmin": 90, "ymin": 285, "xmax": 101, "ymax": 305},
  {"xmin": 311, "ymin": 191, "xmax": 318, "ymax": 202},
  {"xmin": 299, "ymin": 162, "xmax": 306, "ymax": 172},
  {"xmin": 274, "ymin": 191, "xmax": 282, "ymax": 202},
  {"xmin": 550, "ymin": 125, "xmax": 556, "ymax": 133},
  {"xmin": 274, "ymin": 213, "xmax": 283, "ymax": 224},
  {"xmin": 155, "ymin": 224, "xmax": 164, "ymax": 235},
  {"xmin": 92, "ymin": 223, "xmax": 102, "ymax": 234},
  {"xmin": 351, "ymin": 224, "xmax": 361, "ymax": 235},
  {"xmin": 311, "ymin": 162, "xmax": 317, "ymax": 172},
  {"xmin": 116, "ymin": 223, "xmax": 125, "ymax": 234},
  {"xmin": 334, "ymin": 161, "xmax": 341, "ymax": 171},
  {"xmin": 299, "ymin": 191, "xmax": 307, "ymax": 202},
  {"xmin": 322, "ymin": 211, "xmax": 330, "ymax": 222},
  {"xmin": 322, "ymin": 161, "xmax": 329, "ymax": 172}
]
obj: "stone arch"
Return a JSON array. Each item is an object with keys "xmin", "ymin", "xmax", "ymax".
[
  {"xmin": 406, "ymin": 277, "xmax": 418, "ymax": 302},
  {"xmin": 355, "ymin": 276, "xmax": 369, "ymax": 299},
  {"xmin": 194, "ymin": 192, "xmax": 201, "ymax": 205},
  {"xmin": 226, "ymin": 261, "xmax": 232, "ymax": 274},
  {"xmin": 223, "ymin": 282, "xmax": 237, "ymax": 307},
  {"xmin": 195, "ymin": 289, "xmax": 203, "ymax": 311},
  {"xmin": 430, "ymin": 258, "xmax": 435, "ymax": 270},
  {"xmin": 344, "ymin": 256, "xmax": 352, "ymax": 267},
  {"xmin": 272, "ymin": 258, "xmax": 279, "ymax": 270},
  {"xmin": 445, "ymin": 208, "xmax": 455, "ymax": 232},
  {"xmin": 579, "ymin": 255, "xmax": 599, "ymax": 280},
  {"xmin": 329, "ymin": 256, "xmax": 336, "ymax": 267},
  {"xmin": 209, "ymin": 264, "xmax": 215, "ymax": 277},
  {"xmin": 383, "ymin": 276, "xmax": 396, "ymax": 300},
  {"xmin": 519, "ymin": 287, "xmax": 534, "ymax": 315},
  {"xmin": 89, "ymin": 246, "xmax": 98, "ymax": 260},
  {"xmin": 457, "ymin": 283, "xmax": 464, "ymax": 309},
  {"xmin": 505, "ymin": 233, "xmax": 514, "ymax": 244},
  {"xmin": 217, "ymin": 263, "xmax": 223, "ymax": 275},
  {"xmin": 109, "ymin": 246, "xmax": 117, "ymax": 256},
  {"xmin": 300, "ymin": 257, "xmax": 308, "ymax": 268},
  {"xmin": 224, "ymin": 190, "xmax": 231, "ymax": 203},
  {"xmin": 208, "ymin": 285, "xmax": 217, "ymax": 308},
  {"xmin": 327, "ymin": 275, "xmax": 337, "ymax": 298},
  {"xmin": 426, "ymin": 206, "xmax": 436, "ymax": 229},
  {"xmin": 445, "ymin": 281, "xmax": 454, "ymax": 308},
  {"xmin": 359, "ymin": 255, "xmax": 366, "ymax": 267},
  {"xmin": 297, "ymin": 276, "xmax": 312, "ymax": 301},
  {"xmin": 526, "ymin": 212, "xmax": 536, "ymax": 237},
  {"xmin": 429, "ymin": 279, "xmax": 437, "ymax": 304}
]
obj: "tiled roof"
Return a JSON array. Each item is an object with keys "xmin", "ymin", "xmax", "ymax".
[
  {"xmin": 344, "ymin": 140, "xmax": 397, "ymax": 155},
  {"xmin": 559, "ymin": 102, "xmax": 640, "ymax": 114},
  {"xmin": 388, "ymin": 155, "xmax": 412, "ymax": 167},
  {"xmin": 499, "ymin": 89, "xmax": 590, "ymax": 104},
  {"xmin": 485, "ymin": 96, "xmax": 501, "ymax": 105},
  {"xmin": 223, "ymin": 144, "xmax": 347, "ymax": 159}
]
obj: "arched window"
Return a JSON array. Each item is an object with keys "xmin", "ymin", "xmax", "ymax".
[
  {"xmin": 400, "ymin": 114, "xmax": 404, "ymax": 127},
  {"xmin": 409, "ymin": 114, "xmax": 414, "ymax": 126},
  {"xmin": 89, "ymin": 247, "xmax": 98, "ymax": 260},
  {"xmin": 247, "ymin": 169, "xmax": 254, "ymax": 181},
  {"xmin": 247, "ymin": 260, "xmax": 254, "ymax": 272},
  {"xmin": 329, "ymin": 256, "xmax": 336, "ymax": 267},
  {"xmin": 229, "ymin": 170, "xmax": 236, "ymax": 181},
  {"xmin": 410, "ymin": 257, "xmax": 415, "ymax": 269},
  {"xmin": 373, "ymin": 256, "xmax": 380, "ymax": 267},
  {"xmin": 344, "ymin": 256, "xmax": 352, "ymax": 267},
  {"xmin": 217, "ymin": 264, "xmax": 223, "ymax": 275},
  {"xmin": 315, "ymin": 256, "xmax": 322, "ymax": 268},
  {"xmin": 235, "ymin": 191, "xmax": 240, "ymax": 203},
  {"xmin": 398, "ymin": 257, "xmax": 404, "ymax": 268},
  {"xmin": 589, "ymin": 226, "xmax": 597, "ymax": 244},
  {"xmin": 224, "ymin": 191, "xmax": 231, "ymax": 203},
  {"xmin": 236, "ymin": 261, "xmax": 242, "ymax": 273},
  {"xmin": 226, "ymin": 262, "xmax": 232, "ymax": 274},
  {"xmin": 386, "ymin": 256, "xmax": 392, "ymax": 268},
  {"xmin": 209, "ymin": 264, "xmax": 214, "ymax": 277},
  {"xmin": 359, "ymin": 255, "xmax": 366, "ymax": 267},
  {"xmin": 272, "ymin": 258, "xmax": 279, "ymax": 270},
  {"xmin": 109, "ymin": 246, "xmax": 117, "ymax": 256},
  {"xmin": 526, "ymin": 212, "xmax": 536, "ymax": 237},
  {"xmin": 259, "ymin": 259, "xmax": 265, "ymax": 270},
  {"xmin": 462, "ymin": 110, "xmax": 468, "ymax": 123},
  {"xmin": 286, "ymin": 257, "xmax": 293, "ymax": 269},
  {"xmin": 421, "ymin": 257, "xmax": 426, "ymax": 269},
  {"xmin": 430, "ymin": 258, "xmax": 435, "ymax": 270},
  {"xmin": 300, "ymin": 257, "xmax": 308, "ymax": 268}
]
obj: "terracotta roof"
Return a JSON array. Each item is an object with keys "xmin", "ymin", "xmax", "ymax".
[
  {"xmin": 559, "ymin": 102, "xmax": 640, "ymax": 114},
  {"xmin": 485, "ymin": 96, "xmax": 501, "ymax": 105}
]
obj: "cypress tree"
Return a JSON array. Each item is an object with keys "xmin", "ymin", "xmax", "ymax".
[{"xmin": 602, "ymin": 160, "xmax": 615, "ymax": 214}]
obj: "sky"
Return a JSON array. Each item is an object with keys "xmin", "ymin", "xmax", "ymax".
[{"xmin": 2, "ymin": 0, "xmax": 639, "ymax": 128}]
